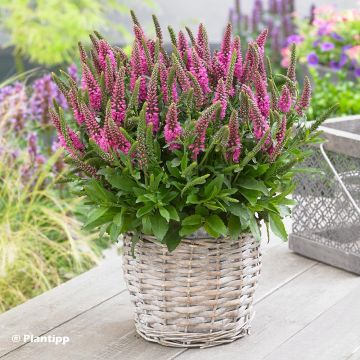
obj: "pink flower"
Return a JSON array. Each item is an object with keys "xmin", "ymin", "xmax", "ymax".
[
  {"xmin": 111, "ymin": 68, "xmax": 127, "ymax": 124},
  {"xmin": 278, "ymin": 85, "xmax": 292, "ymax": 113},
  {"xmin": 68, "ymin": 89, "xmax": 85, "ymax": 125},
  {"xmin": 213, "ymin": 79, "xmax": 228, "ymax": 120},
  {"xmin": 190, "ymin": 49, "xmax": 210, "ymax": 94},
  {"xmin": 146, "ymin": 64, "xmax": 160, "ymax": 131},
  {"xmin": 227, "ymin": 111, "xmax": 241, "ymax": 163},
  {"xmin": 218, "ymin": 23, "xmax": 233, "ymax": 68},
  {"xmin": 254, "ymin": 72, "xmax": 270, "ymax": 118},
  {"xmin": 82, "ymin": 64, "xmax": 102, "ymax": 111},
  {"xmin": 189, "ymin": 103, "xmax": 219, "ymax": 160},
  {"xmin": 98, "ymin": 40, "xmax": 116, "ymax": 71},
  {"xmin": 164, "ymin": 102, "xmax": 182, "ymax": 150},
  {"xmin": 105, "ymin": 117, "xmax": 131, "ymax": 154},
  {"xmin": 295, "ymin": 76, "xmax": 312, "ymax": 115}
]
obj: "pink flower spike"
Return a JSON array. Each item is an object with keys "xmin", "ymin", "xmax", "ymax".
[
  {"xmin": 219, "ymin": 23, "xmax": 233, "ymax": 67},
  {"xmin": 146, "ymin": 64, "xmax": 160, "ymax": 131},
  {"xmin": 196, "ymin": 23, "xmax": 211, "ymax": 64},
  {"xmin": 68, "ymin": 89, "xmax": 85, "ymax": 125},
  {"xmin": 111, "ymin": 68, "xmax": 127, "ymax": 124},
  {"xmin": 177, "ymin": 31, "xmax": 189, "ymax": 57},
  {"xmin": 159, "ymin": 60, "xmax": 169, "ymax": 104},
  {"xmin": 81, "ymin": 103, "xmax": 101, "ymax": 138},
  {"xmin": 227, "ymin": 111, "xmax": 241, "ymax": 163},
  {"xmin": 256, "ymin": 29, "xmax": 268, "ymax": 49},
  {"xmin": 213, "ymin": 79, "xmax": 228, "ymax": 119},
  {"xmin": 98, "ymin": 39, "xmax": 116, "ymax": 71},
  {"xmin": 278, "ymin": 85, "xmax": 292, "ymax": 113},
  {"xmin": 105, "ymin": 116, "xmax": 131, "ymax": 154},
  {"xmin": 164, "ymin": 102, "xmax": 182, "ymax": 150},
  {"xmin": 82, "ymin": 64, "xmax": 102, "ymax": 111},
  {"xmin": 254, "ymin": 72, "xmax": 270, "ymax": 118},
  {"xmin": 191, "ymin": 49, "xmax": 210, "ymax": 94},
  {"xmin": 68, "ymin": 129, "xmax": 84, "ymax": 151},
  {"xmin": 233, "ymin": 36, "xmax": 243, "ymax": 81},
  {"xmin": 189, "ymin": 103, "xmax": 219, "ymax": 160},
  {"xmin": 296, "ymin": 76, "xmax": 312, "ymax": 116}
]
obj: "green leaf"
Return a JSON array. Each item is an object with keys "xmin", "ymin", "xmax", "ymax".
[
  {"xmin": 249, "ymin": 215, "xmax": 261, "ymax": 241},
  {"xmin": 238, "ymin": 177, "xmax": 269, "ymax": 195},
  {"xmin": 109, "ymin": 223, "xmax": 120, "ymax": 242},
  {"xmin": 182, "ymin": 214, "xmax": 202, "ymax": 226},
  {"xmin": 228, "ymin": 215, "xmax": 241, "ymax": 240},
  {"xmin": 150, "ymin": 214, "xmax": 169, "ymax": 241},
  {"xmin": 205, "ymin": 215, "xmax": 227, "ymax": 236},
  {"xmin": 166, "ymin": 205, "xmax": 180, "ymax": 221},
  {"xmin": 136, "ymin": 204, "xmax": 154, "ymax": 218},
  {"xmin": 107, "ymin": 175, "xmax": 136, "ymax": 192},
  {"xmin": 269, "ymin": 213, "xmax": 288, "ymax": 241},
  {"xmin": 204, "ymin": 175, "xmax": 224, "ymax": 198},
  {"xmin": 84, "ymin": 207, "xmax": 108, "ymax": 228},
  {"xmin": 179, "ymin": 224, "xmax": 201, "ymax": 237},
  {"xmin": 83, "ymin": 207, "xmax": 117, "ymax": 230},
  {"xmin": 239, "ymin": 188, "xmax": 261, "ymax": 205},
  {"xmin": 142, "ymin": 216, "xmax": 152, "ymax": 234},
  {"xmin": 159, "ymin": 207, "xmax": 170, "ymax": 222},
  {"xmin": 163, "ymin": 223, "xmax": 182, "ymax": 251},
  {"xmin": 84, "ymin": 180, "xmax": 117, "ymax": 204},
  {"xmin": 181, "ymin": 174, "xmax": 210, "ymax": 196}
]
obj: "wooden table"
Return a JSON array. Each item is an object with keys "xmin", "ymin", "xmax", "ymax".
[{"xmin": 1, "ymin": 243, "xmax": 360, "ymax": 360}]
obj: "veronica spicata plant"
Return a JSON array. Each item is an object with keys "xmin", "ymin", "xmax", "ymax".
[{"xmin": 51, "ymin": 12, "xmax": 335, "ymax": 251}]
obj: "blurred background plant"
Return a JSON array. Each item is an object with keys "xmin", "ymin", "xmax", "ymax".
[
  {"xmin": 289, "ymin": 5, "xmax": 360, "ymax": 78},
  {"xmin": 0, "ymin": 0, "xmax": 156, "ymax": 74},
  {"xmin": 228, "ymin": 0, "xmax": 296, "ymax": 69},
  {"xmin": 278, "ymin": 4, "xmax": 360, "ymax": 118},
  {"xmin": 307, "ymin": 68, "xmax": 360, "ymax": 119},
  {"xmin": 0, "ymin": 66, "xmax": 115, "ymax": 312}
]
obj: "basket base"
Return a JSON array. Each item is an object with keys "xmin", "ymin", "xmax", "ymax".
[{"xmin": 133, "ymin": 314, "xmax": 253, "ymax": 348}]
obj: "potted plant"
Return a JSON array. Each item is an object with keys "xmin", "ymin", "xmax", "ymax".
[{"xmin": 51, "ymin": 11, "xmax": 329, "ymax": 348}]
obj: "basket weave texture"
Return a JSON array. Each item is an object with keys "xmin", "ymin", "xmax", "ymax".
[{"xmin": 122, "ymin": 231, "xmax": 261, "ymax": 348}]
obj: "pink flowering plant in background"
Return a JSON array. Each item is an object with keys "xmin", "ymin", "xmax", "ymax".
[
  {"xmin": 51, "ymin": 12, "xmax": 335, "ymax": 251},
  {"xmin": 282, "ymin": 5, "xmax": 360, "ymax": 78}
]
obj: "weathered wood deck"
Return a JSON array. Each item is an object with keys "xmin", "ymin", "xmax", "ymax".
[{"xmin": 1, "ymin": 242, "xmax": 360, "ymax": 360}]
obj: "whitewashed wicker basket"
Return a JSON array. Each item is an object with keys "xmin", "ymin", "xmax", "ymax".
[{"xmin": 122, "ymin": 230, "xmax": 261, "ymax": 348}]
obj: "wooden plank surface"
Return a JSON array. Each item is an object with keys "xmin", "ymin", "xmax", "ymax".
[
  {"xmin": 263, "ymin": 283, "xmax": 360, "ymax": 360},
  {"xmin": 1, "ymin": 243, "xmax": 359, "ymax": 360},
  {"xmin": 177, "ymin": 263, "xmax": 360, "ymax": 360},
  {"xmin": 0, "ymin": 244, "xmax": 316, "ymax": 360},
  {"xmin": 0, "ymin": 257, "xmax": 125, "ymax": 357}
]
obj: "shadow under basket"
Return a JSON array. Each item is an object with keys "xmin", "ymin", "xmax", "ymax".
[{"xmin": 122, "ymin": 232, "xmax": 261, "ymax": 348}]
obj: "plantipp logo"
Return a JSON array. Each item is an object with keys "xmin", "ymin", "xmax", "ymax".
[{"xmin": 11, "ymin": 334, "xmax": 70, "ymax": 345}]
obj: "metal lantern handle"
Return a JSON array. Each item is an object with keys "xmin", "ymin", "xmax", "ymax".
[{"xmin": 319, "ymin": 143, "xmax": 360, "ymax": 216}]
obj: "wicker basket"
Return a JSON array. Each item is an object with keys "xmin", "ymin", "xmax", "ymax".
[{"xmin": 122, "ymin": 230, "xmax": 261, "ymax": 348}]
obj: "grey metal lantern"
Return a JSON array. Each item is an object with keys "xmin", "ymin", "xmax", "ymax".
[{"xmin": 289, "ymin": 116, "xmax": 360, "ymax": 274}]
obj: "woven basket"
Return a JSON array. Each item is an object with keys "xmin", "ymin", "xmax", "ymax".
[{"xmin": 122, "ymin": 231, "xmax": 261, "ymax": 348}]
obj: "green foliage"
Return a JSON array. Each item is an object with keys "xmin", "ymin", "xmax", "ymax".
[
  {"xmin": 53, "ymin": 21, "xmax": 336, "ymax": 253},
  {"xmin": 0, "ymin": 146, "xmax": 106, "ymax": 312},
  {"xmin": 0, "ymin": 0, "xmax": 155, "ymax": 66},
  {"xmin": 308, "ymin": 69, "xmax": 360, "ymax": 119}
]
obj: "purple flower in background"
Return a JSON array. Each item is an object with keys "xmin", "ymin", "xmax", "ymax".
[
  {"xmin": 330, "ymin": 32, "xmax": 344, "ymax": 42},
  {"xmin": 320, "ymin": 42, "xmax": 335, "ymax": 52},
  {"xmin": 307, "ymin": 52, "xmax": 319, "ymax": 66},
  {"xmin": 30, "ymin": 74, "xmax": 68, "ymax": 125},
  {"xmin": 313, "ymin": 39, "xmax": 321, "ymax": 48},
  {"xmin": 67, "ymin": 64, "xmax": 78, "ymax": 83},
  {"xmin": 339, "ymin": 53, "xmax": 348, "ymax": 67},
  {"xmin": 286, "ymin": 34, "xmax": 304, "ymax": 46},
  {"xmin": 329, "ymin": 61, "xmax": 341, "ymax": 71},
  {"xmin": 355, "ymin": 68, "xmax": 360, "ymax": 78}
]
